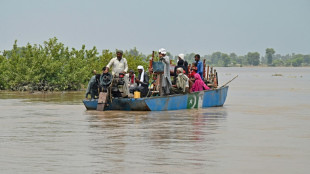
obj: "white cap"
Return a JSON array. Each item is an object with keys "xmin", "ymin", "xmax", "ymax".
[
  {"xmin": 158, "ymin": 48, "xmax": 167, "ymax": 54},
  {"xmin": 178, "ymin": 53, "xmax": 185, "ymax": 60},
  {"xmin": 137, "ymin": 65, "xmax": 144, "ymax": 70}
]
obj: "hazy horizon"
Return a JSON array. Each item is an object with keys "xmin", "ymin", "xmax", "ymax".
[{"xmin": 1, "ymin": 0, "xmax": 309, "ymax": 56}]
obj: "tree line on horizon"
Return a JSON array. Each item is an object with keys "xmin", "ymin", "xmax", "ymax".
[
  {"xmin": 181, "ymin": 48, "xmax": 310, "ymax": 67},
  {"xmin": 0, "ymin": 37, "xmax": 309, "ymax": 91}
]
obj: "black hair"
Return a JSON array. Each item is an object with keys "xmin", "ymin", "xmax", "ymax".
[
  {"xmin": 102, "ymin": 67, "xmax": 107, "ymax": 71},
  {"xmin": 195, "ymin": 54, "xmax": 200, "ymax": 59}
]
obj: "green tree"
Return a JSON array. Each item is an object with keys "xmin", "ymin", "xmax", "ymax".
[
  {"xmin": 124, "ymin": 48, "xmax": 149, "ymax": 73},
  {"xmin": 185, "ymin": 53, "xmax": 196, "ymax": 63},
  {"xmin": 304, "ymin": 55, "xmax": 310, "ymax": 65},
  {"xmin": 247, "ymin": 52, "xmax": 260, "ymax": 66},
  {"xmin": 291, "ymin": 57, "xmax": 303, "ymax": 67},
  {"xmin": 230, "ymin": 53, "xmax": 237, "ymax": 65},
  {"xmin": 273, "ymin": 59, "xmax": 284, "ymax": 66},
  {"xmin": 0, "ymin": 54, "xmax": 8, "ymax": 89},
  {"xmin": 221, "ymin": 53, "xmax": 231, "ymax": 67},
  {"xmin": 266, "ymin": 48, "xmax": 275, "ymax": 65},
  {"xmin": 211, "ymin": 52, "xmax": 221, "ymax": 65},
  {"xmin": 290, "ymin": 54, "xmax": 304, "ymax": 67}
]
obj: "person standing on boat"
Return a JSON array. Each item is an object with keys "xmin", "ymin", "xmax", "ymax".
[
  {"xmin": 85, "ymin": 70, "xmax": 99, "ymax": 100},
  {"xmin": 171, "ymin": 67, "xmax": 189, "ymax": 94},
  {"xmin": 195, "ymin": 54, "xmax": 203, "ymax": 79},
  {"xmin": 134, "ymin": 65, "xmax": 149, "ymax": 97},
  {"xmin": 106, "ymin": 50, "xmax": 128, "ymax": 75},
  {"xmin": 106, "ymin": 50, "xmax": 129, "ymax": 97},
  {"xmin": 159, "ymin": 48, "xmax": 172, "ymax": 96}
]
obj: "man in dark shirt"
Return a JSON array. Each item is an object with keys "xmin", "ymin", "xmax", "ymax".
[
  {"xmin": 85, "ymin": 70, "xmax": 99, "ymax": 99},
  {"xmin": 134, "ymin": 65, "xmax": 149, "ymax": 97}
]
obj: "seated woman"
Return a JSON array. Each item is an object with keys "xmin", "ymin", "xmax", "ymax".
[
  {"xmin": 188, "ymin": 62, "xmax": 197, "ymax": 79},
  {"xmin": 191, "ymin": 73, "xmax": 210, "ymax": 92},
  {"xmin": 188, "ymin": 63, "xmax": 197, "ymax": 90}
]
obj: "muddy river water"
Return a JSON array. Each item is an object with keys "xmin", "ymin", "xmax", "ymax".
[{"xmin": 1, "ymin": 67, "xmax": 309, "ymax": 174}]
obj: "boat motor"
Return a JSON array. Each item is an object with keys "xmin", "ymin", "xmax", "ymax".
[{"xmin": 111, "ymin": 73, "xmax": 125, "ymax": 97}]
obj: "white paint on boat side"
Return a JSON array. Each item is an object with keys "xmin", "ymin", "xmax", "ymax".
[{"xmin": 198, "ymin": 91, "xmax": 204, "ymax": 108}]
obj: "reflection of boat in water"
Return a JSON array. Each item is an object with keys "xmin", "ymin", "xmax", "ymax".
[{"xmin": 83, "ymin": 86, "xmax": 228, "ymax": 111}]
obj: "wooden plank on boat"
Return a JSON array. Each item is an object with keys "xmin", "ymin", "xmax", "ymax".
[{"xmin": 97, "ymin": 92, "xmax": 107, "ymax": 111}]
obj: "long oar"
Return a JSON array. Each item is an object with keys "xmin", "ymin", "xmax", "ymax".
[{"xmin": 219, "ymin": 75, "xmax": 238, "ymax": 88}]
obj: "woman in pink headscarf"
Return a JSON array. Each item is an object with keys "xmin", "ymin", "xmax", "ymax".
[{"xmin": 191, "ymin": 73, "xmax": 210, "ymax": 92}]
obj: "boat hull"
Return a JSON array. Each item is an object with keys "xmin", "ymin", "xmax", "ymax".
[{"xmin": 83, "ymin": 86, "xmax": 228, "ymax": 111}]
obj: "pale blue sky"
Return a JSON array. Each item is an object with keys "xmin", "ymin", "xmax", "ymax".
[{"xmin": 1, "ymin": 0, "xmax": 309, "ymax": 56}]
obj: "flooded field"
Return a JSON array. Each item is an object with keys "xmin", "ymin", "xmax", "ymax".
[{"xmin": 1, "ymin": 67, "xmax": 309, "ymax": 174}]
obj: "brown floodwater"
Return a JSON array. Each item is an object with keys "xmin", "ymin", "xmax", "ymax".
[{"xmin": 0, "ymin": 67, "xmax": 309, "ymax": 174}]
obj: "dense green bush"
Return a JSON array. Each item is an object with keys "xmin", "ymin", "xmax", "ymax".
[{"xmin": 0, "ymin": 37, "xmax": 148, "ymax": 91}]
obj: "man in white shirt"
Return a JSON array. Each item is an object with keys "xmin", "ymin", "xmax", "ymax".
[
  {"xmin": 106, "ymin": 50, "xmax": 128, "ymax": 75},
  {"xmin": 106, "ymin": 50, "xmax": 129, "ymax": 97},
  {"xmin": 159, "ymin": 48, "xmax": 172, "ymax": 96}
]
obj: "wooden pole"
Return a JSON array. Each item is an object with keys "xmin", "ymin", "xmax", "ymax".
[
  {"xmin": 206, "ymin": 65, "xmax": 209, "ymax": 81},
  {"xmin": 213, "ymin": 69, "xmax": 218, "ymax": 88},
  {"xmin": 220, "ymin": 75, "xmax": 238, "ymax": 88},
  {"xmin": 203, "ymin": 59, "xmax": 206, "ymax": 79},
  {"xmin": 210, "ymin": 67, "xmax": 213, "ymax": 83},
  {"xmin": 216, "ymin": 71, "xmax": 218, "ymax": 86},
  {"xmin": 149, "ymin": 51, "xmax": 154, "ymax": 74}
]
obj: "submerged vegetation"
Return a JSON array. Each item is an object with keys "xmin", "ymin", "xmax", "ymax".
[{"xmin": 0, "ymin": 37, "xmax": 309, "ymax": 91}]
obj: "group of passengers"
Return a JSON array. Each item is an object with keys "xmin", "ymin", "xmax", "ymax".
[{"xmin": 85, "ymin": 49, "xmax": 210, "ymax": 99}]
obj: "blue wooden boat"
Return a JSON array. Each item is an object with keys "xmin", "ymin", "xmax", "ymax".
[{"xmin": 82, "ymin": 86, "xmax": 228, "ymax": 111}]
